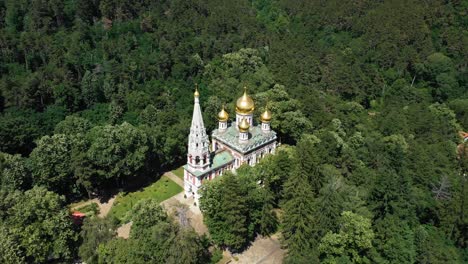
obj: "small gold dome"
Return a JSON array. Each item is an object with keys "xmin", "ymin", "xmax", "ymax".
[
  {"xmin": 260, "ymin": 108, "xmax": 272, "ymax": 122},
  {"xmin": 236, "ymin": 87, "xmax": 255, "ymax": 114},
  {"xmin": 218, "ymin": 105, "xmax": 229, "ymax": 122},
  {"xmin": 194, "ymin": 85, "xmax": 200, "ymax": 97},
  {"xmin": 238, "ymin": 118, "xmax": 250, "ymax": 133}
]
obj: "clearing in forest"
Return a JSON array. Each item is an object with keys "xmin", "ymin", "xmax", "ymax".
[{"xmin": 108, "ymin": 175, "xmax": 183, "ymax": 222}]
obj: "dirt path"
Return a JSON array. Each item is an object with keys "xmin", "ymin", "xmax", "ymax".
[
  {"xmin": 229, "ymin": 234, "xmax": 284, "ymax": 264},
  {"xmin": 117, "ymin": 221, "xmax": 132, "ymax": 239},
  {"xmin": 163, "ymin": 171, "xmax": 184, "ymax": 187},
  {"xmin": 71, "ymin": 196, "xmax": 116, "ymax": 218},
  {"xmin": 98, "ymin": 197, "xmax": 115, "ymax": 218},
  {"xmin": 160, "ymin": 192, "xmax": 208, "ymax": 235}
]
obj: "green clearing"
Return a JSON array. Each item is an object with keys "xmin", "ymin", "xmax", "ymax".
[
  {"xmin": 108, "ymin": 176, "xmax": 182, "ymax": 222},
  {"xmin": 172, "ymin": 166, "xmax": 185, "ymax": 180}
]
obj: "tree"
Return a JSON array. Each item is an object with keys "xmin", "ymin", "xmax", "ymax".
[
  {"xmin": 281, "ymin": 167, "xmax": 317, "ymax": 261},
  {"xmin": 373, "ymin": 216, "xmax": 416, "ymax": 264},
  {"xmin": 417, "ymin": 53, "xmax": 460, "ymax": 101},
  {"xmin": 314, "ymin": 172, "xmax": 369, "ymax": 237},
  {"xmin": 294, "ymin": 136, "xmax": 322, "ymax": 194},
  {"xmin": 86, "ymin": 122, "xmax": 149, "ymax": 186},
  {"xmin": 30, "ymin": 134, "xmax": 73, "ymax": 195},
  {"xmin": 200, "ymin": 172, "xmax": 249, "ymax": 251},
  {"xmin": 129, "ymin": 199, "xmax": 168, "ymax": 237},
  {"xmin": 319, "ymin": 211, "xmax": 375, "ymax": 264},
  {"xmin": 414, "ymin": 225, "xmax": 462, "ymax": 264},
  {"xmin": 0, "ymin": 152, "xmax": 30, "ymax": 191},
  {"xmin": 0, "ymin": 224, "xmax": 25, "ymax": 264},
  {"xmin": 98, "ymin": 199, "xmax": 208, "ymax": 264},
  {"xmin": 79, "ymin": 217, "xmax": 116, "ymax": 264},
  {"xmin": 0, "ymin": 108, "xmax": 41, "ymax": 154},
  {"xmin": 0, "ymin": 187, "xmax": 77, "ymax": 263},
  {"xmin": 257, "ymin": 186, "xmax": 278, "ymax": 236},
  {"xmin": 54, "ymin": 115, "xmax": 91, "ymax": 135}
]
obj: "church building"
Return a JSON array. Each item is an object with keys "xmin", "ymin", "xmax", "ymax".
[{"xmin": 184, "ymin": 86, "xmax": 277, "ymax": 202}]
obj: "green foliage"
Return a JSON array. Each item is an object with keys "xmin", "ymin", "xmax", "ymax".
[
  {"xmin": 87, "ymin": 122, "xmax": 148, "ymax": 185},
  {"xmin": 30, "ymin": 134, "xmax": 73, "ymax": 195},
  {"xmin": 129, "ymin": 199, "xmax": 168, "ymax": 237},
  {"xmin": 75, "ymin": 202, "xmax": 99, "ymax": 217},
  {"xmin": 54, "ymin": 115, "xmax": 91, "ymax": 135},
  {"xmin": 0, "ymin": 186, "xmax": 78, "ymax": 263},
  {"xmin": 98, "ymin": 198, "xmax": 209, "ymax": 264},
  {"xmin": 0, "ymin": 0, "xmax": 466, "ymax": 261},
  {"xmin": 281, "ymin": 165, "xmax": 316, "ymax": 259},
  {"xmin": 0, "ymin": 224, "xmax": 26, "ymax": 264},
  {"xmin": 108, "ymin": 176, "xmax": 182, "ymax": 222},
  {"xmin": 319, "ymin": 211, "xmax": 375, "ymax": 264},
  {"xmin": 210, "ymin": 248, "xmax": 223, "ymax": 264},
  {"xmin": 79, "ymin": 217, "xmax": 115, "ymax": 264},
  {"xmin": 414, "ymin": 225, "xmax": 462, "ymax": 263},
  {"xmin": 199, "ymin": 172, "xmax": 249, "ymax": 251},
  {"xmin": 373, "ymin": 216, "xmax": 416, "ymax": 263},
  {"xmin": 0, "ymin": 152, "xmax": 30, "ymax": 191}
]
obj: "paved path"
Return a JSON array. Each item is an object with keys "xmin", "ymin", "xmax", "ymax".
[{"xmin": 163, "ymin": 171, "xmax": 184, "ymax": 187}]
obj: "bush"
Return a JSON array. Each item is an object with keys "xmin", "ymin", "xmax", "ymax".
[
  {"xmin": 76, "ymin": 202, "xmax": 100, "ymax": 217},
  {"xmin": 210, "ymin": 248, "xmax": 223, "ymax": 264}
]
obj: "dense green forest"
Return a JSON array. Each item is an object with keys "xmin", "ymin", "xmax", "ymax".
[{"xmin": 0, "ymin": 0, "xmax": 467, "ymax": 263}]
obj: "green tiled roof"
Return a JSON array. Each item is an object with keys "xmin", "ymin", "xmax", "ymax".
[
  {"xmin": 184, "ymin": 150, "xmax": 234, "ymax": 177},
  {"xmin": 212, "ymin": 125, "xmax": 277, "ymax": 154}
]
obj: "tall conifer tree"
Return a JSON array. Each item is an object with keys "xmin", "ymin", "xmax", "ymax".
[{"xmin": 282, "ymin": 167, "xmax": 317, "ymax": 261}]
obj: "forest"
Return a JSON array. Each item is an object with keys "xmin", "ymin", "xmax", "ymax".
[{"xmin": 0, "ymin": 0, "xmax": 467, "ymax": 263}]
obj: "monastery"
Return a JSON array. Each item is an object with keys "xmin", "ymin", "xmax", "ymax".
[{"xmin": 184, "ymin": 87, "xmax": 277, "ymax": 202}]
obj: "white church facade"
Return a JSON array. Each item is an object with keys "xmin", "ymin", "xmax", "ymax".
[{"xmin": 184, "ymin": 87, "xmax": 277, "ymax": 202}]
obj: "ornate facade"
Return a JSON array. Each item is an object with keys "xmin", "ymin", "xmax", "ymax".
[{"xmin": 184, "ymin": 87, "xmax": 277, "ymax": 202}]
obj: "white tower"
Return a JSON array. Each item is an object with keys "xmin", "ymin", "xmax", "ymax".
[
  {"xmin": 187, "ymin": 86, "xmax": 210, "ymax": 171},
  {"xmin": 218, "ymin": 105, "xmax": 229, "ymax": 131},
  {"xmin": 235, "ymin": 87, "xmax": 255, "ymax": 128},
  {"xmin": 260, "ymin": 107, "xmax": 272, "ymax": 132}
]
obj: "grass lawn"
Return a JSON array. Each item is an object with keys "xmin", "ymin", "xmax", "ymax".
[
  {"xmin": 172, "ymin": 166, "xmax": 185, "ymax": 180},
  {"xmin": 108, "ymin": 176, "xmax": 182, "ymax": 222}
]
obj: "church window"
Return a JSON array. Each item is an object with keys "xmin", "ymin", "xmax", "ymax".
[{"xmin": 195, "ymin": 156, "xmax": 200, "ymax": 165}]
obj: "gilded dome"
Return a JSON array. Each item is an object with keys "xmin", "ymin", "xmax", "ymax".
[
  {"xmin": 236, "ymin": 88, "xmax": 255, "ymax": 114},
  {"xmin": 238, "ymin": 118, "xmax": 250, "ymax": 133},
  {"xmin": 194, "ymin": 85, "xmax": 200, "ymax": 97},
  {"xmin": 260, "ymin": 108, "xmax": 272, "ymax": 122},
  {"xmin": 218, "ymin": 105, "xmax": 229, "ymax": 121}
]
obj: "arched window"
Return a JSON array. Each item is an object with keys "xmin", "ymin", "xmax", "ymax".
[{"xmin": 195, "ymin": 156, "xmax": 200, "ymax": 165}]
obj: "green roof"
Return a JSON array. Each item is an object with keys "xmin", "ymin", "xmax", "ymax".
[
  {"xmin": 184, "ymin": 150, "xmax": 234, "ymax": 177},
  {"xmin": 212, "ymin": 125, "xmax": 277, "ymax": 154}
]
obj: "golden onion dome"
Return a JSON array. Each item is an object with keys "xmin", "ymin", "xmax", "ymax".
[
  {"xmin": 194, "ymin": 85, "xmax": 200, "ymax": 97},
  {"xmin": 236, "ymin": 87, "xmax": 255, "ymax": 114},
  {"xmin": 260, "ymin": 108, "xmax": 272, "ymax": 123},
  {"xmin": 238, "ymin": 118, "xmax": 250, "ymax": 133},
  {"xmin": 218, "ymin": 105, "xmax": 229, "ymax": 121}
]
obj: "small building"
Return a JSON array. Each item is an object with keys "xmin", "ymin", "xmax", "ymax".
[{"xmin": 184, "ymin": 86, "xmax": 277, "ymax": 202}]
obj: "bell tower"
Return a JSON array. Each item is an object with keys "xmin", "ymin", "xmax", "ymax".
[{"xmin": 187, "ymin": 85, "xmax": 210, "ymax": 171}]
